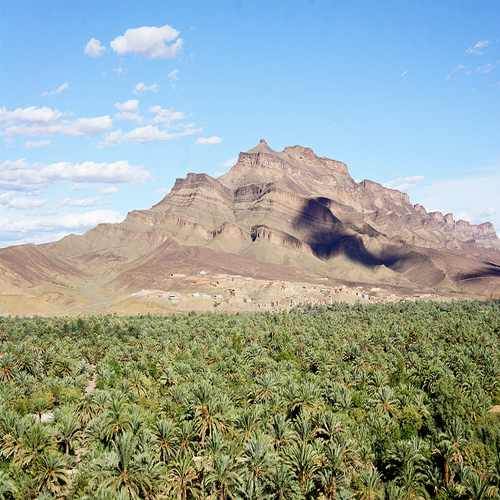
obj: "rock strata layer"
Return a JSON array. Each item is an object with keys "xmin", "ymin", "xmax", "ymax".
[{"xmin": 1, "ymin": 140, "xmax": 500, "ymax": 314}]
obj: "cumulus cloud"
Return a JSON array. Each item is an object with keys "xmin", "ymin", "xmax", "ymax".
[
  {"xmin": 132, "ymin": 82, "xmax": 158, "ymax": 94},
  {"xmin": 196, "ymin": 136, "xmax": 223, "ymax": 145},
  {"xmin": 466, "ymin": 40, "xmax": 491, "ymax": 55},
  {"xmin": 0, "ymin": 106, "xmax": 62, "ymax": 124},
  {"xmin": 0, "ymin": 210, "xmax": 126, "ymax": 247},
  {"xmin": 383, "ymin": 175, "xmax": 425, "ymax": 192},
  {"xmin": 114, "ymin": 99, "xmax": 142, "ymax": 123},
  {"xmin": 148, "ymin": 105, "xmax": 184, "ymax": 124},
  {"xmin": 4, "ymin": 116, "xmax": 112, "ymax": 137},
  {"xmin": 0, "ymin": 192, "xmax": 48, "ymax": 210},
  {"xmin": 115, "ymin": 100, "xmax": 139, "ymax": 112},
  {"xmin": 446, "ymin": 65, "xmax": 471, "ymax": 81},
  {"xmin": 99, "ymin": 124, "xmax": 202, "ymax": 147},
  {"xmin": 110, "ymin": 25, "xmax": 183, "ymax": 59},
  {"xmin": 0, "ymin": 159, "xmax": 151, "ymax": 192},
  {"xmin": 221, "ymin": 158, "xmax": 237, "ymax": 169},
  {"xmin": 100, "ymin": 186, "xmax": 120, "ymax": 195},
  {"xmin": 84, "ymin": 37, "xmax": 106, "ymax": 57},
  {"xmin": 42, "ymin": 82, "xmax": 70, "ymax": 97},
  {"xmin": 169, "ymin": 69, "xmax": 179, "ymax": 81},
  {"xmin": 60, "ymin": 196, "xmax": 105, "ymax": 208},
  {"xmin": 24, "ymin": 139, "xmax": 51, "ymax": 149}
]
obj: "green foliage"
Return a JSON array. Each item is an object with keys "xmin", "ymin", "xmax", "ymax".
[{"xmin": 0, "ymin": 301, "xmax": 500, "ymax": 499}]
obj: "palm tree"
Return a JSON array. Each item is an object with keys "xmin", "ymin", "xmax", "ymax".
[
  {"xmin": 191, "ymin": 380, "xmax": 215, "ymax": 446},
  {"xmin": 205, "ymin": 453, "xmax": 241, "ymax": 500},
  {"xmin": 385, "ymin": 437, "xmax": 427, "ymax": 479},
  {"xmin": 267, "ymin": 464, "xmax": 303, "ymax": 500},
  {"xmin": 100, "ymin": 393, "xmax": 133, "ymax": 443},
  {"xmin": 317, "ymin": 441, "xmax": 357, "ymax": 500},
  {"xmin": 315, "ymin": 410, "xmax": 344, "ymax": 443},
  {"xmin": 282, "ymin": 439, "xmax": 320, "ymax": 495},
  {"xmin": 395, "ymin": 463, "xmax": 429, "ymax": 500},
  {"xmin": 253, "ymin": 372, "xmax": 282, "ymax": 403},
  {"xmin": 53, "ymin": 409, "xmax": 83, "ymax": 455},
  {"xmin": 32, "ymin": 449, "xmax": 71, "ymax": 496},
  {"xmin": 0, "ymin": 470, "xmax": 17, "ymax": 499},
  {"xmin": 238, "ymin": 433, "xmax": 275, "ymax": 500},
  {"xmin": 268, "ymin": 412, "xmax": 293, "ymax": 453},
  {"xmin": 293, "ymin": 409, "xmax": 317, "ymax": 443},
  {"xmin": 373, "ymin": 386, "xmax": 398, "ymax": 416},
  {"xmin": 88, "ymin": 431, "xmax": 157, "ymax": 499},
  {"xmin": 434, "ymin": 418, "xmax": 468, "ymax": 489},
  {"xmin": 0, "ymin": 353, "xmax": 18, "ymax": 382},
  {"xmin": 464, "ymin": 472, "xmax": 498, "ymax": 500},
  {"xmin": 167, "ymin": 454, "xmax": 199, "ymax": 500},
  {"xmin": 14, "ymin": 422, "xmax": 56, "ymax": 466},
  {"xmin": 30, "ymin": 395, "xmax": 51, "ymax": 423},
  {"xmin": 355, "ymin": 467, "xmax": 382, "ymax": 500},
  {"xmin": 151, "ymin": 416, "xmax": 179, "ymax": 462},
  {"xmin": 75, "ymin": 391, "xmax": 99, "ymax": 426}
]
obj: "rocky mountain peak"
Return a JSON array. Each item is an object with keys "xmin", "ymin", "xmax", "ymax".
[{"xmin": 1, "ymin": 140, "xmax": 500, "ymax": 315}]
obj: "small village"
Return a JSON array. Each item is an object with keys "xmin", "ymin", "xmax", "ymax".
[{"xmin": 129, "ymin": 270, "xmax": 441, "ymax": 312}]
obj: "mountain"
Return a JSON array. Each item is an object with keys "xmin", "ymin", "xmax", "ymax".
[{"xmin": 2, "ymin": 140, "xmax": 500, "ymax": 315}]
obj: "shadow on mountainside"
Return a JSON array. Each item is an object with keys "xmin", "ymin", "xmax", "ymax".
[
  {"xmin": 292, "ymin": 198, "xmax": 500, "ymax": 287},
  {"xmin": 292, "ymin": 197, "xmax": 395, "ymax": 266},
  {"xmin": 456, "ymin": 262, "xmax": 500, "ymax": 281}
]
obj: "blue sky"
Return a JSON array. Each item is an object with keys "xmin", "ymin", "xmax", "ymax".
[{"xmin": 1, "ymin": 0, "xmax": 499, "ymax": 247}]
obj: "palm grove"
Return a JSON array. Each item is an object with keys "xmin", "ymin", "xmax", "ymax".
[{"xmin": 1, "ymin": 301, "xmax": 500, "ymax": 499}]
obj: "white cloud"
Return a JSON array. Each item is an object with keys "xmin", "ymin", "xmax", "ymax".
[
  {"xmin": 114, "ymin": 99, "xmax": 142, "ymax": 123},
  {"xmin": 0, "ymin": 210, "xmax": 126, "ymax": 247},
  {"xmin": 446, "ymin": 65, "xmax": 472, "ymax": 81},
  {"xmin": 221, "ymin": 157, "xmax": 237, "ymax": 169},
  {"xmin": 42, "ymin": 82, "xmax": 70, "ymax": 97},
  {"xmin": 4, "ymin": 116, "xmax": 112, "ymax": 137},
  {"xmin": 100, "ymin": 186, "xmax": 120, "ymax": 195},
  {"xmin": 465, "ymin": 40, "xmax": 491, "ymax": 55},
  {"xmin": 476, "ymin": 61, "xmax": 500, "ymax": 73},
  {"xmin": 196, "ymin": 136, "xmax": 223, "ymax": 145},
  {"xmin": 0, "ymin": 192, "xmax": 48, "ymax": 210},
  {"xmin": 24, "ymin": 140, "xmax": 51, "ymax": 149},
  {"xmin": 401, "ymin": 70, "xmax": 407, "ymax": 77},
  {"xmin": 476, "ymin": 207, "xmax": 496, "ymax": 218},
  {"xmin": 169, "ymin": 69, "xmax": 179, "ymax": 81},
  {"xmin": 60, "ymin": 196, "xmax": 104, "ymax": 208},
  {"xmin": 115, "ymin": 100, "xmax": 139, "ymax": 112},
  {"xmin": 110, "ymin": 25, "xmax": 183, "ymax": 59},
  {"xmin": 3, "ymin": 138, "xmax": 14, "ymax": 148},
  {"xmin": 84, "ymin": 37, "xmax": 106, "ymax": 57},
  {"xmin": 383, "ymin": 175, "xmax": 425, "ymax": 192},
  {"xmin": 132, "ymin": 82, "xmax": 158, "ymax": 94},
  {"xmin": 56, "ymin": 210, "xmax": 125, "ymax": 229},
  {"xmin": 0, "ymin": 159, "xmax": 151, "ymax": 192},
  {"xmin": 99, "ymin": 124, "xmax": 202, "ymax": 147},
  {"xmin": 148, "ymin": 105, "xmax": 184, "ymax": 124},
  {"xmin": 0, "ymin": 106, "xmax": 62, "ymax": 124}
]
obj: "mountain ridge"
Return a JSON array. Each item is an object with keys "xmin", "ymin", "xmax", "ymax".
[{"xmin": 1, "ymin": 140, "xmax": 500, "ymax": 315}]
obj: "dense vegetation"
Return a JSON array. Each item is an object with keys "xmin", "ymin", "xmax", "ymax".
[{"xmin": 1, "ymin": 301, "xmax": 500, "ymax": 499}]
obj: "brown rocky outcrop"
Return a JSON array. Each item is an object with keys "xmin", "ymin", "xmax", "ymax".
[{"xmin": 1, "ymin": 140, "xmax": 500, "ymax": 314}]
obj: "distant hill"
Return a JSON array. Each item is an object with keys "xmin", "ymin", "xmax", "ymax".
[{"xmin": 2, "ymin": 140, "xmax": 500, "ymax": 315}]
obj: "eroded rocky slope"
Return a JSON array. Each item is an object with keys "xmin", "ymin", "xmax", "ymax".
[{"xmin": 1, "ymin": 140, "xmax": 500, "ymax": 314}]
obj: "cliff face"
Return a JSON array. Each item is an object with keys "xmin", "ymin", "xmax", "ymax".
[{"xmin": 1, "ymin": 139, "xmax": 500, "ymax": 313}]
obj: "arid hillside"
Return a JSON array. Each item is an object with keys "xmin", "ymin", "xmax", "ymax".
[{"xmin": 1, "ymin": 140, "xmax": 500, "ymax": 315}]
